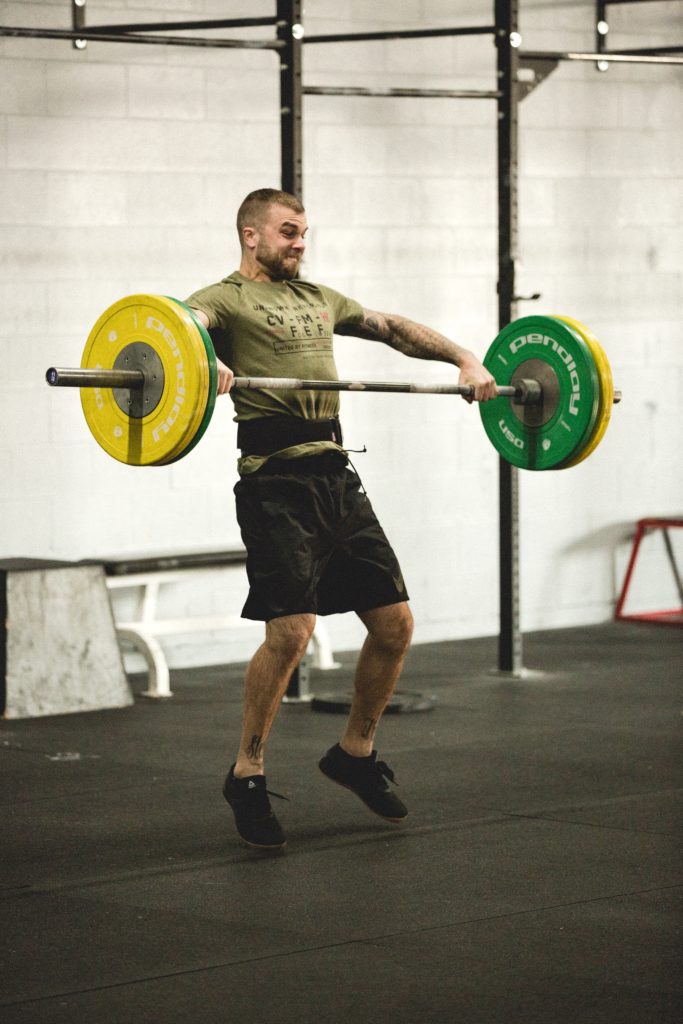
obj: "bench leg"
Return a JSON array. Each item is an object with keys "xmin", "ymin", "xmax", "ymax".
[
  {"xmin": 310, "ymin": 620, "xmax": 341, "ymax": 670},
  {"xmin": 117, "ymin": 627, "xmax": 173, "ymax": 698}
]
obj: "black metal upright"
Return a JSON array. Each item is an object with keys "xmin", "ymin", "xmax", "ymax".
[
  {"xmin": 495, "ymin": 0, "xmax": 523, "ymax": 674},
  {"xmin": 278, "ymin": 0, "xmax": 308, "ymax": 701},
  {"xmin": 277, "ymin": 0, "xmax": 304, "ymax": 200}
]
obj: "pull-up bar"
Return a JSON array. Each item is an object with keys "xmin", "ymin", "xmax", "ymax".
[{"xmin": 522, "ymin": 49, "xmax": 683, "ymax": 65}]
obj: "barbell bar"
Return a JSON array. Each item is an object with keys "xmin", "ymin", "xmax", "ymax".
[
  {"xmin": 46, "ymin": 365, "xmax": 544, "ymax": 403},
  {"xmin": 44, "ymin": 294, "xmax": 621, "ymax": 471}
]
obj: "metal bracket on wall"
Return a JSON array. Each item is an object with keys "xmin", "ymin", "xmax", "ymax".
[
  {"xmin": 71, "ymin": 0, "xmax": 86, "ymax": 51},
  {"xmin": 517, "ymin": 57, "xmax": 559, "ymax": 100}
]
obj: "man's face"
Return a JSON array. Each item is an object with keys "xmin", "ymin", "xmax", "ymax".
[{"xmin": 249, "ymin": 204, "xmax": 308, "ymax": 280}]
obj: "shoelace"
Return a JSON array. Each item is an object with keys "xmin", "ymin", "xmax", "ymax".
[
  {"xmin": 374, "ymin": 760, "xmax": 399, "ymax": 787},
  {"xmin": 251, "ymin": 784, "xmax": 289, "ymax": 816}
]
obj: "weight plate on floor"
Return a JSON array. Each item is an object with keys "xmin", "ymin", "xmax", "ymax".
[
  {"xmin": 80, "ymin": 294, "xmax": 211, "ymax": 466},
  {"xmin": 158, "ymin": 299, "xmax": 218, "ymax": 465},
  {"xmin": 552, "ymin": 315, "xmax": 614, "ymax": 468},
  {"xmin": 480, "ymin": 315, "xmax": 600, "ymax": 470}
]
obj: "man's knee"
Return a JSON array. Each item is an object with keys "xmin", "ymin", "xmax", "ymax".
[
  {"xmin": 265, "ymin": 613, "xmax": 316, "ymax": 663},
  {"xmin": 362, "ymin": 603, "xmax": 414, "ymax": 656}
]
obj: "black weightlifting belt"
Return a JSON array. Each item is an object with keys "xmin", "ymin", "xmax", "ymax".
[{"xmin": 237, "ymin": 415, "xmax": 343, "ymax": 456}]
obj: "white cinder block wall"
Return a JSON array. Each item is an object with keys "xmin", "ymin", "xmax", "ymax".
[{"xmin": 1, "ymin": 0, "xmax": 681, "ymax": 670}]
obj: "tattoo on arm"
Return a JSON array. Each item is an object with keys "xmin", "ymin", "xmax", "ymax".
[
  {"xmin": 338, "ymin": 309, "xmax": 473, "ymax": 367},
  {"xmin": 246, "ymin": 734, "xmax": 264, "ymax": 760}
]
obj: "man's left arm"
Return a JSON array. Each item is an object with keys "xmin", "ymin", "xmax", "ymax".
[{"xmin": 337, "ymin": 308, "xmax": 497, "ymax": 403}]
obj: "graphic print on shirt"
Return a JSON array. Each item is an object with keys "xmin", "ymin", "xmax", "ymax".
[{"xmin": 251, "ymin": 299, "xmax": 334, "ymax": 359}]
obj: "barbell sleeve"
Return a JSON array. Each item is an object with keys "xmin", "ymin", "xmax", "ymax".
[{"xmin": 46, "ymin": 367, "xmax": 146, "ymax": 389}]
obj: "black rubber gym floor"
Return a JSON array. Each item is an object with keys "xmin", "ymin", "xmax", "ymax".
[{"xmin": 1, "ymin": 622, "xmax": 681, "ymax": 1024}]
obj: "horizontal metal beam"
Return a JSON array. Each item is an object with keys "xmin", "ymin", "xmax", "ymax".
[
  {"xmin": 304, "ymin": 85, "xmax": 501, "ymax": 99},
  {"xmin": 521, "ymin": 49, "xmax": 683, "ymax": 65},
  {"xmin": 304, "ymin": 25, "xmax": 495, "ymax": 44},
  {"xmin": 602, "ymin": 0, "xmax": 681, "ymax": 5},
  {"xmin": 0, "ymin": 26, "xmax": 283, "ymax": 50},
  {"xmin": 80, "ymin": 18, "xmax": 279, "ymax": 34},
  {"xmin": 607, "ymin": 45, "xmax": 683, "ymax": 56}
]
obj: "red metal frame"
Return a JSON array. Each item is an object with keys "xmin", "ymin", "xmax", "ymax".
[{"xmin": 615, "ymin": 517, "xmax": 683, "ymax": 626}]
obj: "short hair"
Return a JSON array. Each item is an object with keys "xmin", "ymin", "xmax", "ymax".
[{"xmin": 236, "ymin": 188, "xmax": 305, "ymax": 248}]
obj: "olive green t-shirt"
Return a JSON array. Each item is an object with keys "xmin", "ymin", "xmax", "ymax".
[{"xmin": 185, "ymin": 272, "xmax": 364, "ymax": 472}]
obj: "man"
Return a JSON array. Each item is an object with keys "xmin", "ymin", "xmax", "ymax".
[{"xmin": 186, "ymin": 188, "xmax": 496, "ymax": 850}]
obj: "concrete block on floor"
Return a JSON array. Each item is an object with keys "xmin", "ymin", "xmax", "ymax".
[{"xmin": 1, "ymin": 562, "xmax": 132, "ymax": 719}]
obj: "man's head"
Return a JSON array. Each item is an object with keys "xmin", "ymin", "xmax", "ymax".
[{"xmin": 236, "ymin": 188, "xmax": 308, "ymax": 282}]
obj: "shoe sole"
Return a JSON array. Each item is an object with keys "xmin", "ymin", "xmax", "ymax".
[
  {"xmin": 319, "ymin": 765, "xmax": 408, "ymax": 823},
  {"xmin": 239, "ymin": 836, "xmax": 287, "ymax": 850}
]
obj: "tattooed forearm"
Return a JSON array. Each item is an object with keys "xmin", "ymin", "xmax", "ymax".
[{"xmin": 339, "ymin": 309, "xmax": 475, "ymax": 367}]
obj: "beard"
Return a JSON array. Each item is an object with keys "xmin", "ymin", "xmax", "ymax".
[{"xmin": 255, "ymin": 241, "xmax": 301, "ymax": 281}]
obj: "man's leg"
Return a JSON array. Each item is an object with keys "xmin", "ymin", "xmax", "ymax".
[
  {"xmin": 234, "ymin": 612, "xmax": 316, "ymax": 777},
  {"xmin": 341, "ymin": 601, "xmax": 414, "ymax": 755},
  {"xmin": 318, "ymin": 601, "xmax": 413, "ymax": 822}
]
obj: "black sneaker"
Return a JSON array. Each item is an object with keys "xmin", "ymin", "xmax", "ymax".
[
  {"xmin": 222, "ymin": 766, "xmax": 288, "ymax": 849},
  {"xmin": 318, "ymin": 744, "xmax": 408, "ymax": 822}
]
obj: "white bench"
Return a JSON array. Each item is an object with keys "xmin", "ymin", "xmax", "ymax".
[{"xmin": 103, "ymin": 550, "xmax": 339, "ymax": 699}]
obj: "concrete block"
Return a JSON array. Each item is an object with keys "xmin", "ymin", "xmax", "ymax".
[
  {"xmin": 7, "ymin": 115, "xmax": 93, "ymax": 169},
  {"xmin": 618, "ymin": 178, "xmax": 682, "ymax": 226},
  {"xmin": 0, "ymin": 59, "xmax": 47, "ymax": 114},
  {"xmin": 309, "ymin": 124, "xmax": 389, "ymax": 175},
  {"xmin": 1, "ymin": 224, "xmax": 169, "ymax": 282},
  {"xmin": 127, "ymin": 65, "xmax": 206, "ymax": 120},
  {"xmin": 206, "ymin": 68, "xmax": 277, "ymax": 123},
  {"xmin": 0, "ymin": 170, "xmax": 49, "ymax": 224},
  {"xmin": 652, "ymin": 227, "xmax": 683, "ymax": 273},
  {"xmin": 423, "ymin": 177, "xmax": 497, "ymax": 227},
  {"xmin": 523, "ymin": 80, "xmax": 621, "ymax": 131},
  {"xmin": 125, "ymin": 172, "xmax": 204, "ymax": 225},
  {"xmin": 86, "ymin": 118, "xmax": 170, "ymax": 171},
  {"xmin": 518, "ymin": 178, "xmax": 555, "ymax": 227},
  {"xmin": 554, "ymin": 178, "xmax": 620, "ymax": 226},
  {"xmin": 452, "ymin": 126, "xmax": 496, "ymax": 176},
  {"xmin": 1, "ymin": 562, "xmax": 132, "ymax": 719},
  {"xmin": 619, "ymin": 82, "xmax": 683, "ymax": 131},
  {"xmin": 588, "ymin": 129, "xmax": 681, "ymax": 178},
  {"xmin": 522, "ymin": 129, "xmax": 588, "ymax": 177},
  {"xmin": 47, "ymin": 171, "xmax": 127, "ymax": 225},
  {"xmin": 585, "ymin": 225, "xmax": 656, "ymax": 273},
  {"xmin": 5, "ymin": 387, "xmax": 50, "ymax": 445},
  {"xmin": 385, "ymin": 35, "xmax": 455, "ymax": 77},
  {"xmin": 353, "ymin": 176, "xmax": 423, "ymax": 225},
  {"xmin": 46, "ymin": 281, "xmax": 130, "ymax": 342},
  {"xmin": 386, "ymin": 123, "xmax": 461, "ymax": 176},
  {"xmin": 0, "ymin": 281, "xmax": 48, "ymax": 342},
  {"xmin": 47, "ymin": 62, "xmax": 127, "ymax": 118},
  {"xmin": 165, "ymin": 225, "xmax": 237, "ymax": 281}
]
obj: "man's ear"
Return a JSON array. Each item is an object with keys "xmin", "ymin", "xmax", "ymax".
[{"xmin": 242, "ymin": 225, "xmax": 258, "ymax": 251}]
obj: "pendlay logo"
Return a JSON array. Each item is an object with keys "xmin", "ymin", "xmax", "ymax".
[{"xmin": 508, "ymin": 332, "xmax": 582, "ymax": 416}]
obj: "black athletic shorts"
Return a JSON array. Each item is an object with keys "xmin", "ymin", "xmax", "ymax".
[{"xmin": 234, "ymin": 451, "xmax": 409, "ymax": 621}]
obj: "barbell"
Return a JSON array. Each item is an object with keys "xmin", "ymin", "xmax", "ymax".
[{"xmin": 45, "ymin": 293, "xmax": 621, "ymax": 471}]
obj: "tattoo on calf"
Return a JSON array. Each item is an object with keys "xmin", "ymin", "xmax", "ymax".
[
  {"xmin": 246, "ymin": 734, "xmax": 264, "ymax": 760},
  {"xmin": 361, "ymin": 718, "xmax": 377, "ymax": 740}
]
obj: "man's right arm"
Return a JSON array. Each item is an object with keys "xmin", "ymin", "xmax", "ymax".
[{"xmin": 190, "ymin": 307, "xmax": 234, "ymax": 395}]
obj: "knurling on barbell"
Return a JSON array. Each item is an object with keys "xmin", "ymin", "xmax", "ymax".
[{"xmin": 45, "ymin": 296, "xmax": 621, "ymax": 471}]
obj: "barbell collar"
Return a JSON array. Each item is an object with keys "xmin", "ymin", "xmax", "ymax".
[{"xmin": 46, "ymin": 367, "xmax": 146, "ymax": 389}]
